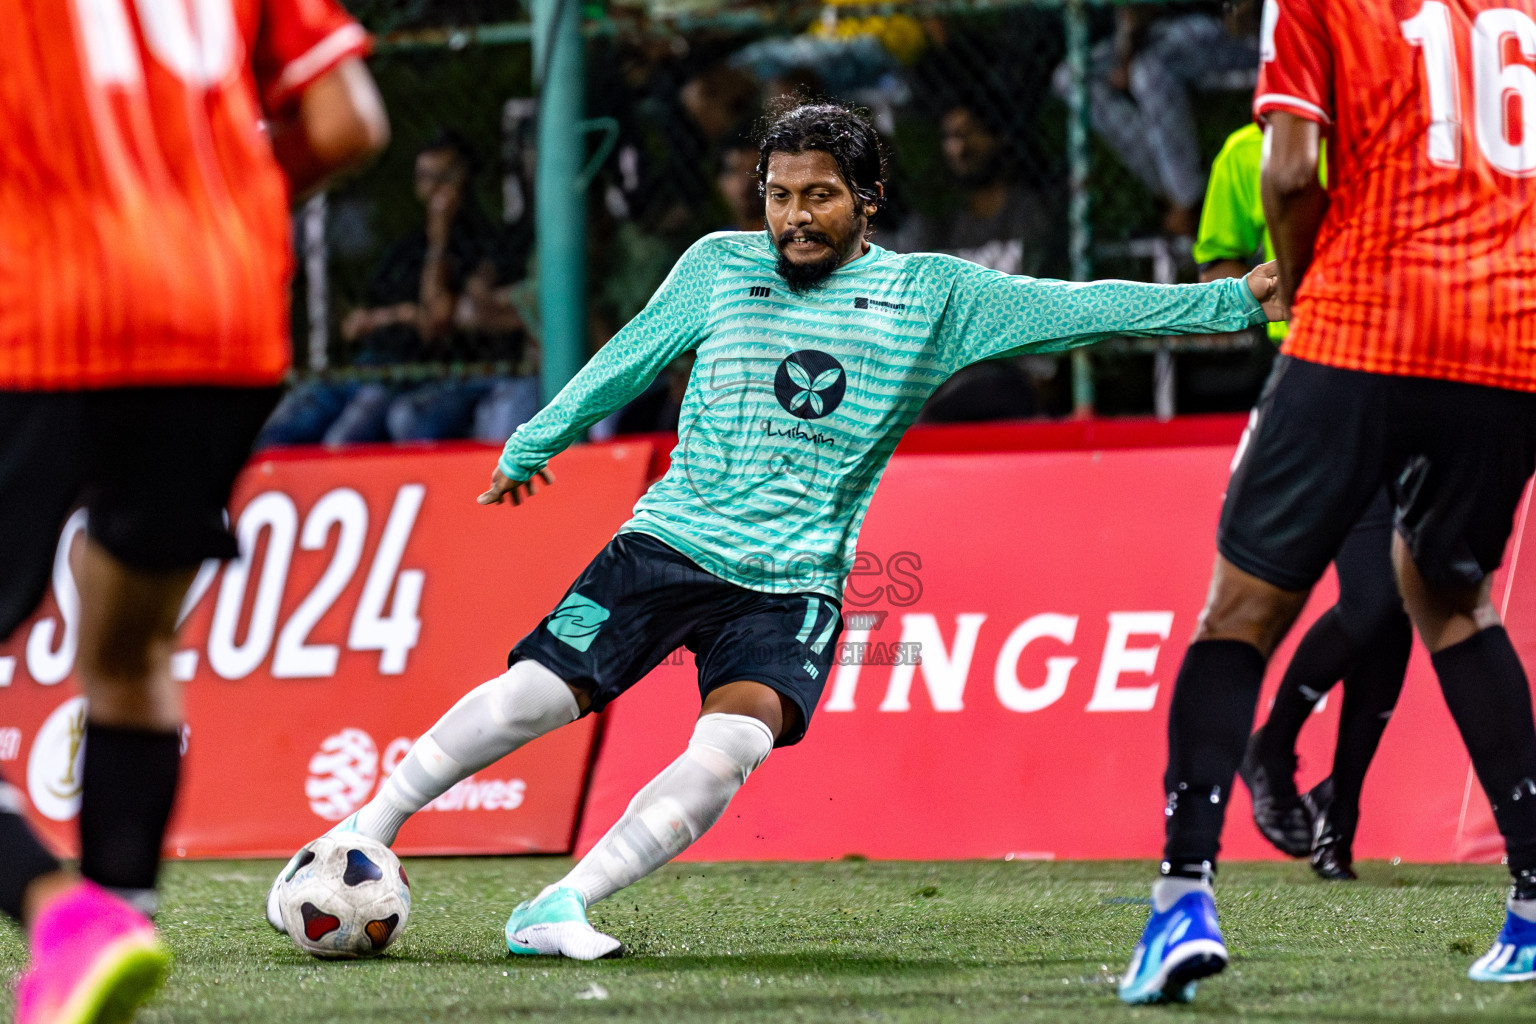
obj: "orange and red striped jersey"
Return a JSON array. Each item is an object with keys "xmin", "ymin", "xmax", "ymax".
[
  {"xmin": 0, "ymin": 0, "xmax": 369, "ymax": 390},
  {"xmin": 1255, "ymin": 0, "xmax": 1536, "ymax": 391}
]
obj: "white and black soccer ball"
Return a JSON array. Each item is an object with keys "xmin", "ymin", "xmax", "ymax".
[{"xmin": 277, "ymin": 834, "xmax": 411, "ymax": 959}]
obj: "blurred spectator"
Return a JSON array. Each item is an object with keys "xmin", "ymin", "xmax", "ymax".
[
  {"xmin": 601, "ymin": 136, "xmax": 766, "ymax": 438},
  {"xmin": 260, "ymin": 131, "xmax": 537, "ymax": 447},
  {"xmin": 1053, "ymin": 2, "xmax": 1260, "ymax": 237},
  {"xmin": 896, "ymin": 102, "xmax": 1056, "ymax": 276},
  {"xmin": 896, "ymin": 101, "xmax": 1056, "ymax": 423},
  {"xmin": 679, "ymin": 64, "xmax": 761, "ymax": 148},
  {"xmin": 762, "ymin": 66, "xmax": 827, "ymax": 106},
  {"xmin": 731, "ymin": 33, "xmax": 900, "ymax": 97},
  {"xmin": 716, "ymin": 139, "xmax": 766, "ymax": 233},
  {"xmin": 590, "ymin": 65, "xmax": 762, "ymax": 440}
]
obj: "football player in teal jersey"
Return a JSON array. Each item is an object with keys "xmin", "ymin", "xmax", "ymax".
[{"xmin": 268, "ymin": 100, "xmax": 1282, "ymax": 958}]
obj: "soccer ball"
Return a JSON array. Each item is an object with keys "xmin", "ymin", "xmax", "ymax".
[{"xmin": 276, "ymin": 834, "xmax": 411, "ymax": 959}]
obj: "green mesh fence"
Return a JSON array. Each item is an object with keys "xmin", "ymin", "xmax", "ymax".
[{"xmin": 294, "ymin": 0, "xmax": 1271, "ymax": 423}]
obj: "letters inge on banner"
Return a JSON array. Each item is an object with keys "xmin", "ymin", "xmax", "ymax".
[
  {"xmin": 1085, "ymin": 611, "xmax": 1174, "ymax": 712},
  {"xmin": 877, "ymin": 613, "xmax": 987, "ymax": 712},
  {"xmin": 994, "ymin": 613, "xmax": 1079, "ymax": 713}
]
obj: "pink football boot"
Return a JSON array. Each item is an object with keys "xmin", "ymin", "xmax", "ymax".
[{"xmin": 12, "ymin": 881, "xmax": 169, "ymax": 1024}]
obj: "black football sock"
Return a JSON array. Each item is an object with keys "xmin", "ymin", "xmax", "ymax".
[
  {"xmin": 1432, "ymin": 627, "xmax": 1536, "ymax": 879},
  {"xmin": 1257, "ymin": 608, "xmax": 1351, "ymax": 764},
  {"xmin": 0, "ymin": 769, "xmax": 62, "ymax": 923},
  {"xmin": 1163, "ymin": 639, "xmax": 1268, "ymax": 878},
  {"xmin": 1326, "ymin": 612, "xmax": 1412, "ymax": 843},
  {"xmin": 79, "ymin": 723, "xmax": 181, "ymax": 916}
]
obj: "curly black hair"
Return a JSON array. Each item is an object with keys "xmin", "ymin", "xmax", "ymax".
[{"xmin": 754, "ymin": 99, "xmax": 887, "ymax": 215}]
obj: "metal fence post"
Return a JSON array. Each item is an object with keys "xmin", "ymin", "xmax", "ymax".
[
  {"xmin": 533, "ymin": 0, "xmax": 587, "ymax": 405},
  {"xmin": 1064, "ymin": 0, "xmax": 1094, "ymax": 416},
  {"xmin": 303, "ymin": 193, "xmax": 329, "ymax": 374}
]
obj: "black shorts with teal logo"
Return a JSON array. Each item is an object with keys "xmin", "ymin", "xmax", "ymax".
[{"xmin": 509, "ymin": 531, "xmax": 843, "ymax": 746}]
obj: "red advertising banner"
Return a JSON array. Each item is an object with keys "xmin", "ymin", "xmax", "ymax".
[
  {"xmin": 579, "ymin": 440, "xmax": 1524, "ymax": 863},
  {"xmin": 0, "ymin": 441, "xmax": 654, "ymax": 859}
]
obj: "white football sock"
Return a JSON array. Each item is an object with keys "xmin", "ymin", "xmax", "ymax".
[
  {"xmin": 1152, "ymin": 876, "xmax": 1214, "ymax": 913},
  {"xmin": 352, "ymin": 659, "xmax": 579, "ymax": 845},
  {"xmin": 1510, "ymin": 895, "xmax": 1536, "ymax": 923},
  {"xmin": 553, "ymin": 713, "xmax": 774, "ymax": 907}
]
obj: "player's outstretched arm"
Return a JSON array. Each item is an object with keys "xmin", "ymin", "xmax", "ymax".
[
  {"xmin": 487, "ymin": 237, "xmax": 721, "ymax": 503},
  {"xmin": 269, "ymin": 59, "xmax": 389, "ymax": 200},
  {"xmin": 932, "ymin": 257, "xmax": 1275, "ymax": 371}
]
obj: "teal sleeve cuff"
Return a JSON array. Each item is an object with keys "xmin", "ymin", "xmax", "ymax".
[
  {"xmin": 1234, "ymin": 278, "xmax": 1268, "ymax": 326},
  {"xmin": 498, "ymin": 450, "xmax": 536, "ymax": 482}
]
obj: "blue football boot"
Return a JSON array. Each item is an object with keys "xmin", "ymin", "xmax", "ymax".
[
  {"xmin": 1118, "ymin": 888, "xmax": 1229, "ymax": 1004},
  {"xmin": 1469, "ymin": 909, "xmax": 1536, "ymax": 982}
]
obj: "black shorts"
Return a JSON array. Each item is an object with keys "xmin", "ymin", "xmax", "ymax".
[
  {"xmin": 510, "ymin": 532, "xmax": 843, "ymax": 747},
  {"xmin": 1218, "ymin": 356, "xmax": 1536, "ymax": 591},
  {"xmin": 0, "ymin": 387, "xmax": 279, "ymax": 641}
]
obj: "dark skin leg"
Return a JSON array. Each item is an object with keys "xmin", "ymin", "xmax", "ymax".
[
  {"xmin": 19, "ymin": 872, "xmax": 75, "ymax": 930},
  {"xmin": 73, "ymin": 541, "xmax": 196, "ymax": 730},
  {"xmin": 1391, "ymin": 534, "xmax": 1500, "ymax": 653},
  {"xmin": 19, "ymin": 540, "xmax": 197, "ymax": 927},
  {"xmin": 700, "ymin": 680, "xmax": 798, "ymax": 742},
  {"xmin": 1193, "ymin": 554, "xmax": 1311, "ymax": 657}
]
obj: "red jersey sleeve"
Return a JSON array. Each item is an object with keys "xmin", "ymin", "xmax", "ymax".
[
  {"xmin": 1254, "ymin": 0, "xmax": 1334, "ymax": 125},
  {"xmin": 253, "ymin": 0, "xmax": 371, "ymax": 117}
]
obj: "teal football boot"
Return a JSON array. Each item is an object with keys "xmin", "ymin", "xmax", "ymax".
[{"xmin": 505, "ymin": 886, "xmax": 622, "ymax": 960}]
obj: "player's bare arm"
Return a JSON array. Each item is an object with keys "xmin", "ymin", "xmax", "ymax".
[
  {"xmin": 1261, "ymin": 112, "xmax": 1329, "ymax": 313},
  {"xmin": 478, "ymin": 467, "xmax": 554, "ymax": 507},
  {"xmin": 269, "ymin": 58, "xmax": 389, "ymax": 200},
  {"xmin": 1201, "ymin": 260, "xmax": 1251, "ymax": 283}
]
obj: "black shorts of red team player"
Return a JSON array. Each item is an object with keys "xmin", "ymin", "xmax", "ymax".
[
  {"xmin": 0, "ymin": 387, "xmax": 279, "ymax": 641},
  {"xmin": 1217, "ymin": 356, "xmax": 1536, "ymax": 592},
  {"xmin": 509, "ymin": 532, "xmax": 844, "ymax": 747}
]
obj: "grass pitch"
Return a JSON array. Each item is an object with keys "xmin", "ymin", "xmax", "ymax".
[{"xmin": 0, "ymin": 858, "xmax": 1530, "ymax": 1022}]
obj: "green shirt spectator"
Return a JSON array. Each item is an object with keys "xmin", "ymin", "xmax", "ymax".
[{"xmin": 1194, "ymin": 123, "xmax": 1326, "ymax": 342}]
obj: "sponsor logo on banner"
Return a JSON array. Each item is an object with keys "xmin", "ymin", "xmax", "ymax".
[
  {"xmin": 0, "ymin": 442, "xmax": 659, "ymax": 856},
  {"xmin": 27, "ymin": 696, "xmax": 88, "ymax": 822},
  {"xmin": 306, "ymin": 729, "xmax": 379, "ymax": 821},
  {"xmin": 377, "ymin": 737, "xmax": 526, "ymax": 814},
  {"xmin": 424, "ymin": 777, "xmax": 526, "ymax": 813}
]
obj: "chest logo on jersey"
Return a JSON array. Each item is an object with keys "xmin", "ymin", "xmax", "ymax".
[{"xmin": 774, "ymin": 350, "xmax": 847, "ymax": 420}]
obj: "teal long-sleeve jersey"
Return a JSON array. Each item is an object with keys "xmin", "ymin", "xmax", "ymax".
[{"xmin": 501, "ymin": 231, "xmax": 1267, "ymax": 600}]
